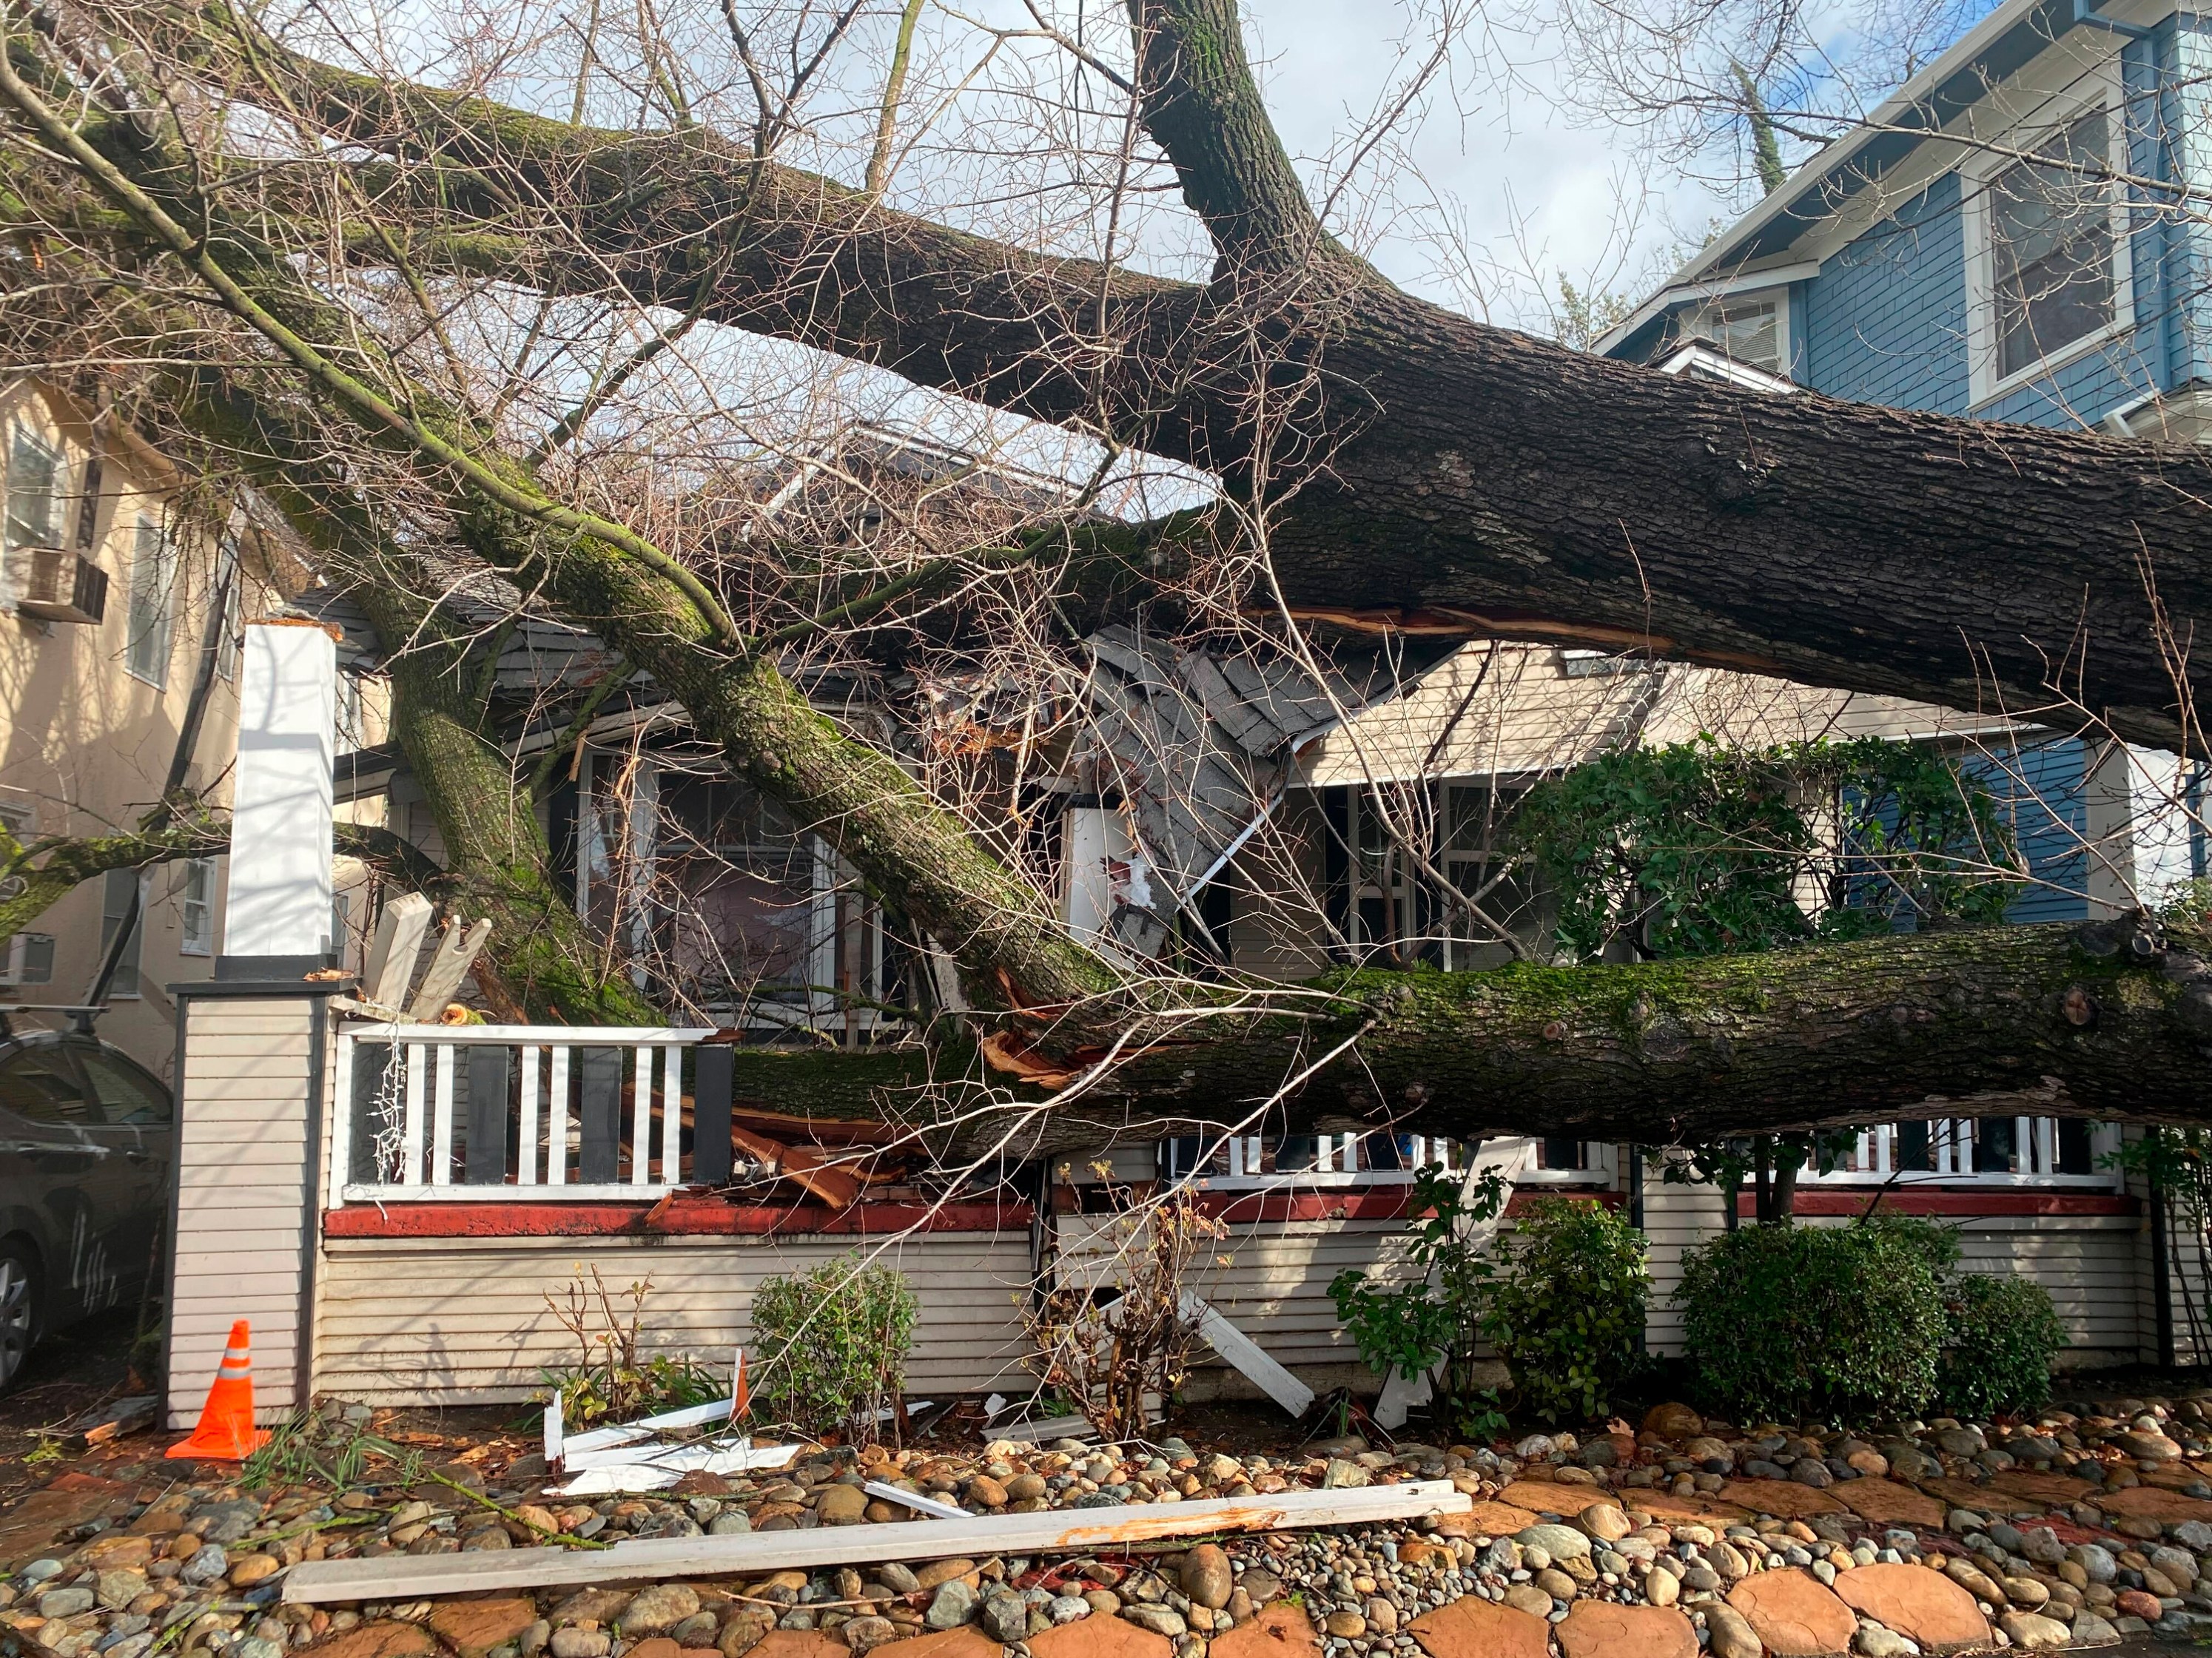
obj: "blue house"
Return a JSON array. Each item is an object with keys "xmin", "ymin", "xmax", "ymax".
[{"xmin": 1600, "ymin": 0, "xmax": 2211, "ymax": 923}]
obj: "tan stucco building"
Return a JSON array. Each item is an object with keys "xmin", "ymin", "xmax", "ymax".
[{"xmin": 0, "ymin": 377, "xmax": 285, "ymax": 1082}]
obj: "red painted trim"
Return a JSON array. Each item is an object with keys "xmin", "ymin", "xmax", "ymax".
[
  {"xmin": 1744, "ymin": 1190, "xmax": 2139, "ymax": 1219},
  {"xmin": 324, "ymin": 1196, "xmax": 1034, "ymax": 1239}
]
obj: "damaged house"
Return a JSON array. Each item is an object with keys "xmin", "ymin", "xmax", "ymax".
[{"xmin": 164, "ymin": 427, "xmax": 2205, "ymax": 1426}]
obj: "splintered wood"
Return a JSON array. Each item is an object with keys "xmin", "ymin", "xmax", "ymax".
[{"xmin": 281, "ymin": 1480, "xmax": 1473, "ymax": 1603}]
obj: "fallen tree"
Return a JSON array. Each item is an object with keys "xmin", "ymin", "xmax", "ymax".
[
  {"xmin": 130, "ymin": 0, "xmax": 2212, "ymax": 750},
  {"xmin": 3, "ymin": 1, "xmax": 2208, "ymax": 1144}
]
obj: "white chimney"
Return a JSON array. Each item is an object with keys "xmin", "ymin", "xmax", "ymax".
[{"xmin": 224, "ymin": 620, "xmax": 336, "ymax": 961}]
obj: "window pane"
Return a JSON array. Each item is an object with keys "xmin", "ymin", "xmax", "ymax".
[
  {"xmin": 12, "ymin": 934, "xmax": 53, "ymax": 985},
  {"xmin": 1895, "ymin": 1119, "xmax": 1931, "ymax": 1170},
  {"xmin": 1993, "ymin": 112, "xmax": 2114, "ymax": 377},
  {"xmin": 0, "ymin": 1047, "xmax": 98, "ymax": 1125},
  {"xmin": 76, "ymin": 1048, "xmax": 171, "ymax": 1125},
  {"xmin": 2057, "ymin": 1119, "xmax": 2095, "ymax": 1175},
  {"xmin": 1976, "ymin": 1116, "xmax": 2017, "ymax": 1174},
  {"xmin": 181, "ymin": 857, "xmax": 214, "ymax": 956},
  {"xmin": 1707, "ymin": 302, "xmax": 1779, "ymax": 370},
  {"xmin": 127, "ymin": 517, "xmax": 175, "ymax": 687},
  {"xmin": 5, "ymin": 428, "xmax": 58, "ymax": 550},
  {"xmin": 1540, "ymin": 1136, "xmax": 1584, "ymax": 1171},
  {"xmin": 100, "ymin": 868, "xmax": 141, "ymax": 997}
]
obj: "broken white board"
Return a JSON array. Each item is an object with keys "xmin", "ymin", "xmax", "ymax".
[
  {"xmin": 404, "ymin": 916, "xmax": 492, "ymax": 1021},
  {"xmin": 362, "ymin": 892, "xmax": 434, "ymax": 1013},
  {"xmin": 557, "ymin": 1440, "xmax": 800, "ymax": 1480},
  {"xmin": 1181, "ymin": 1293, "xmax": 1314, "ymax": 1417},
  {"xmin": 861, "ymin": 1481, "xmax": 968, "ymax": 1520},
  {"xmin": 989, "ymin": 1415, "xmax": 1099, "ymax": 1446}
]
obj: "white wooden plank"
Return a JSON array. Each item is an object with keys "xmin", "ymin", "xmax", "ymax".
[
  {"xmin": 403, "ymin": 1042, "xmax": 426, "ymax": 1186},
  {"xmin": 340, "ymin": 1024, "xmax": 716, "ymax": 1045},
  {"xmin": 632, "ymin": 1046, "xmax": 652, "ymax": 1187},
  {"xmin": 329, "ymin": 1031, "xmax": 355, "ymax": 1209},
  {"xmin": 662, "ymin": 1045, "xmax": 682, "ymax": 1187},
  {"xmin": 283, "ymin": 1482, "xmax": 1471, "ymax": 1604},
  {"xmin": 519, "ymin": 1045, "xmax": 541, "ymax": 1187},
  {"xmin": 431, "ymin": 1044, "xmax": 456, "ymax": 1186},
  {"xmin": 864, "ymin": 1482, "xmax": 967, "ymax": 1520},
  {"xmin": 548, "ymin": 1046, "xmax": 569, "ymax": 1187},
  {"xmin": 1183, "ymin": 1294, "xmax": 1313, "ymax": 1416}
]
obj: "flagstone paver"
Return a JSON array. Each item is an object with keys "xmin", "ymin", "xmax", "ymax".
[
  {"xmin": 1207, "ymin": 1603, "xmax": 1320, "ymax": 1658},
  {"xmin": 1553, "ymin": 1601, "xmax": 1698, "ymax": 1658},
  {"xmin": 1408, "ymin": 1597, "xmax": 1550, "ymax": 1658},
  {"xmin": 1727, "ymin": 1568, "xmax": 1858, "ymax": 1657},
  {"xmin": 1836, "ymin": 1478, "xmax": 1945, "ymax": 1529},
  {"xmin": 1830, "ymin": 1562, "xmax": 1992, "ymax": 1655},
  {"xmin": 1712, "ymin": 1479, "xmax": 1847, "ymax": 1518}
]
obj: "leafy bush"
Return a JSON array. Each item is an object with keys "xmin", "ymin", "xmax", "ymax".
[
  {"xmin": 1331, "ymin": 1165, "xmax": 1509, "ymax": 1441},
  {"xmin": 1675, "ymin": 1221, "xmax": 1948, "ymax": 1423},
  {"xmin": 1484, "ymin": 1196, "xmax": 1650, "ymax": 1423},
  {"xmin": 1938, "ymin": 1273, "xmax": 2066, "ymax": 1418},
  {"xmin": 751, "ymin": 1256, "xmax": 918, "ymax": 1443}
]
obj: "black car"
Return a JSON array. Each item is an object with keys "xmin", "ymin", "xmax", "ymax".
[{"xmin": 0, "ymin": 1030, "xmax": 172, "ymax": 1390}]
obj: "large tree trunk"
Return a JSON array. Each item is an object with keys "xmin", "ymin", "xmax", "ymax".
[
  {"xmin": 16, "ymin": 21, "xmax": 2212, "ymax": 1145},
  {"xmin": 721, "ymin": 919, "xmax": 2212, "ymax": 1153},
  {"xmin": 161, "ymin": 2, "xmax": 2212, "ymax": 749}
]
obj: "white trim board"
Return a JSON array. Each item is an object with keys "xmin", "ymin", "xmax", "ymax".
[{"xmin": 281, "ymin": 1481, "xmax": 1473, "ymax": 1604}]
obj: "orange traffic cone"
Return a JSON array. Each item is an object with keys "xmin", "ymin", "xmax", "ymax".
[
  {"xmin": 167, "ymin": 1319, "xmax": 272, "ymax": 1460},
  {"xmin": 733, "ymin": 1347, "xmax": 750, "ymax": 1420}
]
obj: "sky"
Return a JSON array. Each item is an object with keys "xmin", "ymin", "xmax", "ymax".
[{"xmin": 1230, "ymin": 0, "xmax": 1741, "ymax": 328}]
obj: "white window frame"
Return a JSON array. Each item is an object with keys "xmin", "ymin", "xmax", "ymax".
[
  {"xmin": 1963, "ymin": 73, "xmax": 2134, "ymax": 408},
  {"xmin": 1160, "ymin": 1132, "xmax": 1613, "ymax": 1192},
  {"xmin": 179, "ymin": 857, "xmax": 215, "ymax": 957},
  {"xmin": 1681, "ymin": 289, "xmax": 1792, "ymax": 380},
  {"xmin": 1797, "ymin": 1119, "xmax": 2125, "ymax": 1190},
  {"xmin": 125, "ymin": 513, "xmax": 175, "ymax": 688},
  {"xmin": 0, "ymin": 932, "xmax": 54, "ymax": 986}
]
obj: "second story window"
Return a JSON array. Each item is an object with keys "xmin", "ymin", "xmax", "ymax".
[
  {"xmin": 4, "ymin": 427, "xmax": 61, "ymax": 559},
  {"xmin": 1697, "ymin": 298, "xmax": 1783, "ymax": 374},
  {"xmin": 125, "ymin": 514, "xmax": 174, "ymax": 687},
  {"xmin": 180, "ymin": 858, "xmax": 215, "ymax": 957},
  {"xmin": 1982, "ymin": 107, "xmax": 2120, "ymax": 385}
]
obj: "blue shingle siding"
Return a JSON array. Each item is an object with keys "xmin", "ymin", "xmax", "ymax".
[
  {"xmin": 1756, "ymin": 24, "xmax": 2212, "ymax": 428},
  {"xmin": 1802, "ymin": 174, "xmax": 1974, "ymax": 413},
  {"xmin": 1963, "ymin": 738, "xmax": 2093, "ymax": 923}
]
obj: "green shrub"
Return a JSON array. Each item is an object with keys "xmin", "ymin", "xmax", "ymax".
[
  {"xmin": 1484, "ymin": 1196, "xmax": 1650, "ymax": 1423},
  {"xmin": 1675, "ymin": 1221, "xmax": 1947, "ymax": 1423},
  {"xmin": 1938, "ymin": 1273, "xmax": 2066, "ymax": 1418},
  {"xmin": 751, "ymin": 1256, "xmax": 918, "ymax": 1443}
]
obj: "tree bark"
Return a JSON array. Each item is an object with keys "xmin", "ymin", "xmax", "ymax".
[
  {"xmin": 19, "ymin": 24, "xmax": 2212, "ymax": 1150},
  {"xmin": 164, "ymin": 7, "xmax": 2212, "ymax": 749},
  {"xmin": 727, "ymin": 920, "xmax": 2212, "ymax": 1152}
]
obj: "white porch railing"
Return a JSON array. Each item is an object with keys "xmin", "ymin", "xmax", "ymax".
[
  {"xmin": 1160, "ymin": 1133, "xmax": 1613, "ymax": 1192},
  {"xmin": 1797, "ymin": 1119, "xmax": 2123, "ymax": 1189},
  {"xmin": 329, "ymin": 1022, "xmax": 724, "ymax": 1205}
]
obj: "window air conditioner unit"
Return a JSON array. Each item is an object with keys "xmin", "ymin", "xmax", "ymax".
[{"xmin": 13, "ymin": 545, "xmax": 108, "ymax": 624}]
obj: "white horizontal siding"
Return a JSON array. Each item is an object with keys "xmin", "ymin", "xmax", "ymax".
[
  {"xmin": 315, "ymin": 1232, "xmax": 1037, "ymax": 1404},
  {"xmin": 168, "ymin": 996, "xmax": 318, "ymax": 1427}
]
